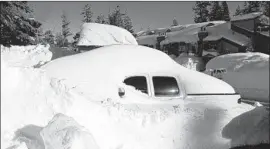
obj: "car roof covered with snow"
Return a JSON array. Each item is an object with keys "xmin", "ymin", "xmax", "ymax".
[
  {"xmin": 77, "ymin": 23, "xmax": 138, "ymax": 46},
  {"xmin": 42, "ymin": 45, "xmax": 236, "ymax": 100}
]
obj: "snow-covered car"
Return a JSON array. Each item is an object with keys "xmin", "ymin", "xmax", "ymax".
[
  {"xmin": 206, "ymin": 52, "xmax": 269, "ymax": 106},
  {"xmin": 43, "ymin": 44, "xmax": 244, "ymax": 103},
  {"xmin": 42, "ymin": 45, "xmax": 254, "ymax": 149}
]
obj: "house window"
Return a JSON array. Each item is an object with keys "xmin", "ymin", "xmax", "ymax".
[
  {"xmin": 152, "ymin": 76, "xmax": 180, "ymax": 96},
  {"xmin": 124, "ymin": 76, "xmax": 148, "ymax": 94}
]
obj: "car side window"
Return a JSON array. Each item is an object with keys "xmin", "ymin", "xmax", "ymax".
[
  {"xmin": 152, "ymin": 76, "xmax": 179, "ymax": 96},
  {"xmin": 124, "ymin": 76, "xmax": 148, "ymax": 94}
]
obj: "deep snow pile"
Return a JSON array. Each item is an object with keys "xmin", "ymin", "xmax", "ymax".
[
  {"xmin": 222, "ymin": 106, "xmax": 269, "ymax": 148},
  {"xmin": 41, "ymin": 113, "xmax": 100, "ymax": 149},
  {"xmin": 1, "ymin": 44, "xmax": 257, "ymax": 149},
  {"xmin": 77, "ymin": 23, "xmax": 138, "ymax": 46},
  {"xmin": 206, "ymin": 52, "xmax": 269, "ymax": 102},
  {"xmin": 1, "ymin": 44, "xmax": 52, "ymax": 67}
]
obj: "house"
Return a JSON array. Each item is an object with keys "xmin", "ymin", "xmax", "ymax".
[
  {"xmin": 136, "ymin": 12, "xmax": 269, "ymax": 59},
  {"xmin": 230, "ymin": 12, "xmax": 270, "ymax": 54},
  {"xmin": 204, "ymin": 22, "xmax": 250, "ymax": 54}
]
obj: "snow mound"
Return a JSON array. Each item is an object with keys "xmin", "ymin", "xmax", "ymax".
[
  {"xmin": 77, "ymin": 23, "xmax": 138, "ymax": 46},
  {"xmin": 41, "ymin": 113, "xmax": 99, "ymax": 149},
  {"xmin": 222, "ymin": 106, "xmax": 269, "ymax": 148},
  {"xmin": 206, "ymin": 52, "xmax": 269, "ymax": 102},
  {"xmin": 1, "ymin": 55, "xmax": 71, "ymax": 149},
  {"xmin": 1, "ymin": 44, "xmax": 52, "ymax": 67}
]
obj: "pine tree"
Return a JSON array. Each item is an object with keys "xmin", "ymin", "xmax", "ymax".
[
  {"xmin": 193, "ymin": 1, "xmax": 211, "ymax": 23},
  {"xmin": 108, "ymin": 5, "xmax": 125, "ymax": 27},
  {"xmin": 55, "ymin": 32, "xmax": 64, "ymax": 47},
  {"xmin": 172, "ymin": 17, "xmax": 179, "ymax": 26},
  {"xmin": 209, "ymin": 2, "xmax": 222, "ymax": 21},
  {"xmin": 262, "ymin": 1, "xmax": 269, "ymax": 17},
  {"xmin": 95, "ymin": 14, "xmax": 107, "ymax": 24},
  {"xmin": 234, "ymin": 5, "xmax": 242, "ymax": 16},
  {"xmin": 72, "ymin": 32, "xmax": 80, "ymax": 47},
  {"xmin": 61, "ymin": 11, "xmax": 72, "ymax": 47},
  {"xmin": 242, "ymin": 1, "xmax": 262, "ymax": 14},
  {"xmin": 44, "ymin": 30, "xmax": 55, "ymax": 45},
  {"xmin": 122, "ymin": 11, "xmax": 134, "ymax": 33},
  {"xmin": 0, "ymin": 1, "xmax": 42, "ymax": 46},
  {"xmin": 221, "ymin": 1, "xmax": 230, "ymax": 21},
  {"xmin": 81, "ymin": 4, "xmax": 93, "ymax": 23}
]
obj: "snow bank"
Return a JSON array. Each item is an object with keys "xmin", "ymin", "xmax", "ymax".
[
  {"xmin": 222, "ymin": 106, "xmax": 269, "ymax": 148},
  {"xmin": 206, "ymin": 52, "xmax": 269, "ymax": 102},
  {"xmin": 77, "ymin": 23, "xmax": 138, "ymax": 46},
  {"xmin": 1, "ymin": 53, "xmax": 100, "ymax": 149},
  {"xmin": 1, "ymin": 44, "xmax": 52, "ymax": 67},
  {"xmin": 41, "ymin": 113, "xmax": 99, "ymax": 149},
  {"xmin": 1, "ymin": 56, "xmax": 64, "ymax": 149}
]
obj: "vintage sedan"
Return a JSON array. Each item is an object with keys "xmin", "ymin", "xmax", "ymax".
[{"xmin": 42, "ymin": 44, "xmax": 254, "ymax": 149}]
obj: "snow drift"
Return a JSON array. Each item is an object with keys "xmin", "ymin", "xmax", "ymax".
[
  {"xmin": 1, "ymin": 44, "xmax": 52, "ymax": 67},
  {"xmin": 41, "ymin": 113, "xmax": 100, "ymax": 149},
  {"xmin": 77, "ymin": 23, "xmax": 138, "ymax": 46},
  {"xmin": 206, "ymin": 52, "xmax": 269, "ymax": 103},
  {"xmin": 1, "ymin": 44, "xmax": 256, "ymax": 149}
]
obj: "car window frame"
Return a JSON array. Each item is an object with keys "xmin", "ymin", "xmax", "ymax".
[
  {"xmin": 123, "ymin": 74, "xmax": 151, "ymax": 96},
  {"xmin": 149, "ymin": 74, "xmax": 185, "ymax": 99}
]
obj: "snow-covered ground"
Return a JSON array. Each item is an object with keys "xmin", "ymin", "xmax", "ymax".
[
  {"xmin": 77, "ymin": 23, "xmax": 138, "ymax": 46},
  {"xmin": 1, "ymin": 44, "xmax": 267, "ymax": 149},
  {"xmin": 206, "ymin": 52, "xmax": 269, "ymax": 103},
  {"xmin": 1, "ymin": 44, "xmax": 52, "ymax": 67}
]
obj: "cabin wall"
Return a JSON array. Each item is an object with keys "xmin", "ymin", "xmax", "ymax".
[
  {"xmin": 232, "ymin": 19, "xmax": 255, "ymax": 33},
  {"xmin": 220, "ymin": 40, "xmax": 239, "ymax": 54}
]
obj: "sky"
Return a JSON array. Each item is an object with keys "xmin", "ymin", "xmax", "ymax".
[{"xmin": 29, "ymin": 1, "xmax": 243, "ymax": 41}]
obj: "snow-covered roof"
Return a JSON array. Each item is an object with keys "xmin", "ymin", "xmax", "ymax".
[
  {"xmin": 161, "ymin": 34, "xmax": 198, "ymax": 46},
  {"xmin": 205, "ymin": 22, "xmax": 250, "ymax": 46},
  {"xmin": 77, "ymin": 23, "xmax": 138, "ymax": 46},
  {"xmin": 231, "ymin": 12, "xmax": 263, "ymax": 22},
  {"xmin": 160, "ymin": 21, "xmax": 226, "ymax": 46},
  {"xmin": 136, "ymin": 34, "xmax": 158, "ymax": 45}
]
